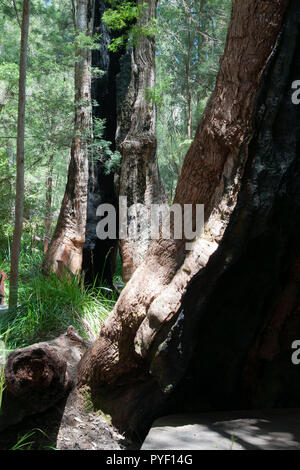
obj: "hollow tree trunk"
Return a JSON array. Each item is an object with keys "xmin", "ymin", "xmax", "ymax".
[
  {"xmin": 43, "ymin": 0, "xmax": 93, "ymax": 276},
  {"xmin": 82, "ymin": 0, "xmax": 126, "ymax": 287},
  {"xmin": 77, "ymin": 0, "xmax": 293, "ymax": 437},
  {"xmin": 116, "ymin": 0, "xmax": 166, "ymax": 282}
]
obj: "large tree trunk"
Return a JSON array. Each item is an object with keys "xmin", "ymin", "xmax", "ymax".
[
  {"xmin": 117, "ymin": 0, "xmax": 166, "ymax": 282},
  {"xmin": 154, "ymin": 0, "xmax": 300, "ymax": 415},
  {"xmin": 77, "ymin": 0, "xmax": 293, "ymax": 437},
  {"xmin": 9, "ymin": 0, "xmax": 30, "ymax": 309},
  {"xmin": 43, "ymin": 0, "xmax": 93, "ymax": 276}
]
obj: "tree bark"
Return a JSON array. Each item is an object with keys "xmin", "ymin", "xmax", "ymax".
[
  {"xmin": 77, "ymin": 0, "xmax": 291, "ymax": 436},
  {"xmin": 116, "ymin": 0, "xmax": 166, "ymax": 282},
  {"xmin": 155, "ymin": 0, "xmax": 300, "ymax": 416},
  {"xmin": 43, "ymin": 0, "xmax": 94, "ymax": 276},
  {"xmin": 9, "ymin": 0, "xmax": 30, "ymax": 309}
]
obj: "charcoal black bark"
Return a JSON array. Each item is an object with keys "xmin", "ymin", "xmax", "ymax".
[
  {"xmin": 151, "ymin": 0, "xmax": 300, "ymax": 415},
  {"xmin": 83, "ymin": 0, "xmax": 131, "ymax": 286}
]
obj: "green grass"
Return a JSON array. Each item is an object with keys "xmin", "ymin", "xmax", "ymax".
[
  {"xmin": 0, "ymin": 241, "xmax": 117, "ymax": 351},
  {"xmin": 10, "ymin": 428, "xmax": 56, "ymax": 450}
]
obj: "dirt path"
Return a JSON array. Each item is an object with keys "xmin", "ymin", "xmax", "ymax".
[{"xmin": 0, "ymin": 390, "xmax": 138, "ymax": 450}]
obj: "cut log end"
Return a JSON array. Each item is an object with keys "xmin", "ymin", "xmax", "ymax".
[{"xmin": 5, "ymin": 346, "xmax": 68, "ymax": 398}]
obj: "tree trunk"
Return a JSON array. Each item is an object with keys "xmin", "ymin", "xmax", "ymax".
[
  {"xmin": 44, "ymin": 154, "xmax": 54, "ymax": 242},
  {"xmin": 77, "ymin": 0, "xmax": 292, "ymax": 437},
  {"xmin": 186, "ymin": 17, "xmax": 192, "ymax": 139},
  {"xmin": 43, "ymin": 0, "xmax": 94, "ymax": 276},
  {"xmin": 155, "ymin": 0, "xmax": 300, "ymax": 415},
  {"xmin": 9, "ymin": 0, "xmax": 30, "ymax": 309},
  {"xmin": 116, "ymin": 0, "xmax": 166, "ymax": 282}
]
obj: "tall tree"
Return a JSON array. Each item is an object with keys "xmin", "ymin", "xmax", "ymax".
[
  {"xmin": 156, "ymin": 0, "xmax": 231, "ymax": 199},
  {"xmin": 78, "ymin": 0, "xmax": 294, "ymax": 436},
  {"xmin": 116, "ymin": 0, "xmax": 166, "ymax": 282},
  {"xmin": 9, "ymin": 0, "xmax": 30, "ymax": 308},
  {"xmin": 43, "ymin": 0, "xmax": 94, "ymax": 275}
]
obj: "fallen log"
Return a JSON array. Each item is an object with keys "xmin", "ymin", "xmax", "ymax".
[{"xmin": 0, "ymin": 326, "xmax": 88, "ymax": 432}]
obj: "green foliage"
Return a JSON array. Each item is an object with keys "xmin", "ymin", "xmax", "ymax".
[
  {"xmin": 0, "ymin": 0, "xmax": 76, "ymax": 247},
  {"xmin": 0, "ymin": 242, "xmax": 116, "ymax": 350},
  {"xmin": 102, "ymin": 2, "xmax": 138, "ymax": 31},
  {"xmin": 10, "ymin": 428, "xmax": 54, "ymax": 450},
  {"xmin": 75, "ymin": 32, "xmax": 101, "ymax": 51},
  {"xmin": 91, "ymin": 118, "xmax": 122, "ymax": 175},
  {"xmin": 102, "ymin": 1, "xmax": 156, "ymax": 52},
  {"xmin": 145, "ymin": 76, "xmax": 174, "ymax": 108},
  {"xmin": 156, "ymin": 0, "xmax": 232, "ymax": 199},
  {"xmin": 102, "ymin": 0, "xmax": 137, "ymax": 51}
]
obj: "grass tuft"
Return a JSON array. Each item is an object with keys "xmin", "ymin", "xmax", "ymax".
[{"xmin": 0, "ymin": 244, "xmax": 117, "ymax": 351}]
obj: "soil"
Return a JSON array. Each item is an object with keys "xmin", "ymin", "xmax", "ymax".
[{"xmin": 0, "ymin": 389, "xmax": 139, "ymax": 451}]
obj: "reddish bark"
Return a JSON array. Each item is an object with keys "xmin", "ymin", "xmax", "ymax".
[{"xmin": 78, "ymin": 0, "xmax": 290, "ymax": 397}]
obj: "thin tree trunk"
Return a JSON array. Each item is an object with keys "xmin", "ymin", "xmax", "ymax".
[
  {"xmin": 78, "ymin": 0, "xmax": 290, "ymax": 435},
  {"xmin": 117, "ymin": 0, "xmax": 166, "ymax": 282},
  {"xmin": 9, "ymin": 0, "xmax": 30, "ymax": 309},
  {"xmin": 196, "ymin": 0, "xmax": 205, "ymax": 116},
  {"xmin": 44, "ymin": 154, "xmax": 54, "ymax": 242},
  {"xmin": 43, "ymin": 0, "xmax": 94, "ymax": 276},
  {"xmin": 186, "ymin": 17, "xmax": 192, "ymax": 139}
]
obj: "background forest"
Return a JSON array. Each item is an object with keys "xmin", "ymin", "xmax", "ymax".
[{"xmin": 0, "ymin": 0, "xmax": 231, "ymax": 350}]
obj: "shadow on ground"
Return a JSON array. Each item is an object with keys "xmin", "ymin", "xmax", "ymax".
[{"xmin": 142, "ymin": 409, "xmax": 300, "ymax": 450}]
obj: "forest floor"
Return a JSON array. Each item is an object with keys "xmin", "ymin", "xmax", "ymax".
[{"xmin": 0, "ymin": 389, "xmax": 139, "ymax": 451}]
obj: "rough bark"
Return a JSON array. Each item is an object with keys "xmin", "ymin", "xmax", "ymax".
[
  {"xmin": 9, "ymin": 0, "xmax": 30, "ymax": 308},
  {"xmin": 116, "ymin": 0, "xmax": 166, "ymax": 282},
  {"xmin": 78, "ymin": 1, "xmax": 290, "ymax": 418},
  {"xmin": 43, "ymin": 0, "xmax": 93, "ymax": 276},
  {"xmin": 0, "ymin": 327, "xmax": 88, "ymax": 432},
  {"xmin": 155, "ymin": 0, "xmax": 300, "ymax": 416}
]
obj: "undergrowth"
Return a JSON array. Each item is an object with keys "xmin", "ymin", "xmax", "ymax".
[{"xmin": 0, "ymin": 240, "xmax": 118, "ymax": 351}]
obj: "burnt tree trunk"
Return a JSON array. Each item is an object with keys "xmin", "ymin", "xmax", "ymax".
[
  {"xmin": 152, "ymin": 0, "xmax": 300, "ymax": 418},
  {"xmin": 77, "ymin": 0, "xmax": 298, "ymax": 437},
  {"xmin": 43, "ymin": 0, "xmax": 93, "ymax": 276},
  {"xmin": 82, "ymin": 0, "xmax": 124, "ymax": 287},
  {"xmin": 117, "ymin": 0, "xmax": 166, "ymax": 282}
]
